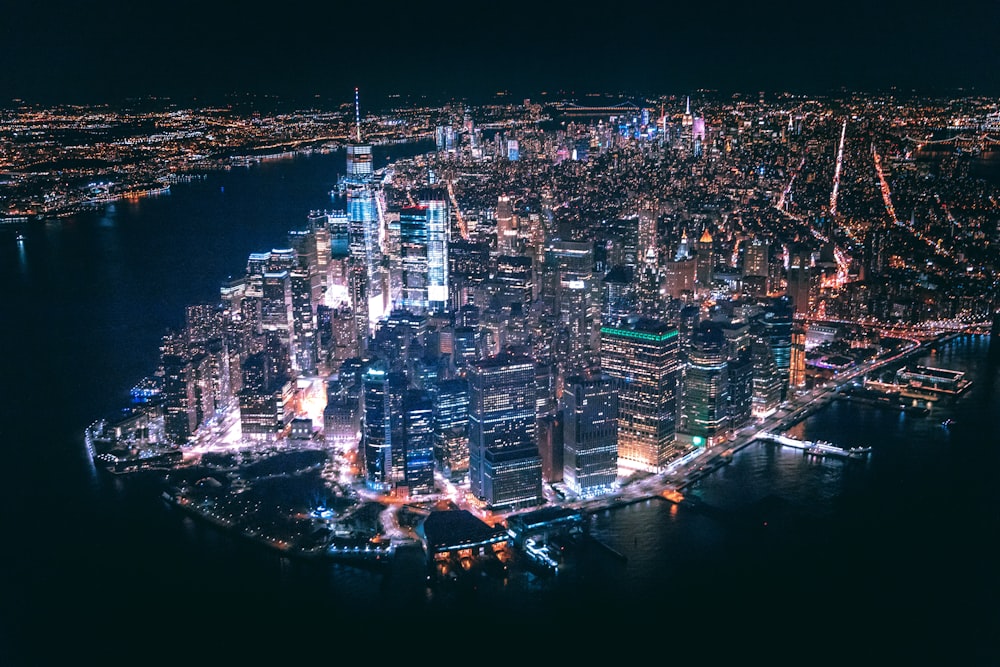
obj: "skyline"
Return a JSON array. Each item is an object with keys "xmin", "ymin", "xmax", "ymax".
[{"xmin": 4, "ymin": 0, "xmax": 1000, "ymax": 105}]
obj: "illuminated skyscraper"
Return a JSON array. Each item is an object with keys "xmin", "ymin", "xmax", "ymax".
[
  {"xmin": 600, "ymin": 318, "xmax": 681, "ymax": 471},
  {"xmin": 402, "ymin": 389, "xmax": 436, "ymax": 496},
  {"xmin": 496, "ymin": 194, "xmax": 517, "ymax": 255},
  {"xmin": 434, "ymin": 377, "xmax": 470, "ymax": 479},
  {"xmin": 362, "ymin": 361, "xmax": 405, "ymax": 493},
  {"xmin": 677, "ymin": 321, "xmax": 731, "ymax": 448},
  {"xmin": 760, "ymin": 298, "xmax": 793, "ymax": 400},
  {"xmin": 468, "ymin": 353, "xmax": 543, "ymax": 511},
  {"xmin": 542, "ymin": 240, "xmax": 601, "ymax": 367},
  {"xmin": 790, "ymin": 323, "xmax": 807, "ymax": 391},
  {"xmin": 561, "ymin": 372, "xmax": 619, "ymax": 497}
]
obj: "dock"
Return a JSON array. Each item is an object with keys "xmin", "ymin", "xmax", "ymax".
[{"xmin": 754, "ymin": 431, "xmax": 871, "ymax": 460}]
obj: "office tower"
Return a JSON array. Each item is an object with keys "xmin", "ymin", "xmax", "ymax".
[
  {"xmin": 468, "ymin": 353, "xmax": 543, "ymax": 511},
  {"xmin": 345, "ymin": 88, "xmax": 373, "ymax": 181},
  {"xmin": 677, "ymin": 321, "xmax": 731, "ymax": 448},
  {"xmin": 486, "ymin": 255, "xmax": 534, "ymax": 309},
  {"xmin": 420, "ymin": 190, "xmax": 449, "ymax": 312},
  {"xmin": 562, "ymin": 372, "xmax": 619, "ymax": 497},
  {"xmin": 402, "ymin": 389, "xmax": 436, "ymax": 496},
  {"xmin": 324, "ymin": 379, "xmax": 361, "ymax": 449},
  {"xmin": 496, "ymin": 194, "xmax": 518, "ymax": 255},
  {"xmin": 328, "ymin": 211, "xmax": 350, "ymax": 260},
  {"xmin": 663, "ymin": 256, "xmax": 697, "ymax": 299},
  {"xmin": 634, "ymin": 247, "xmax": 662, "ymax": 317},
  {"xmin": 434, "ymin": 377, "xmax": 470, "ymax": 478},
  {"xmin": 606, "ymin": 215, "xmax": 640, "ymax": 268},
  {"xmin": 722, "ymin": 321, "xmax": 754, "ymax": 431},
  {"xmin": 361, "ymin": 362, "xmax": 405, "ymax": 493},
  {"xmin": 743, "ymin": 236, "xmax": 769, "ymax": 280},
  {"xmin": 238, "ymin": 345, "xmax": 294, "ymax": 440},
  {"xmin": 695, "ymin": 228, "xmax": 714, "ymax": 290},
  {"xmin": 261, "ymin": 269, "xmax": 293, "ymax": 346},
  {"xmin": 290, "ymin": 267, "xmax": 317, "ymax": 374},
  {"xmin": 790, "ymin": 323, "xmax": 807, "ymax": 390},
  {"xmin": 449, "ymin": 239, "xmax": 490, "ymax": 309},
  {"xmin": 600, "ymin": 317, "xmax": 681, "ymax": 471},
  {"xmin": 760, "ymin": 298, "xmax": 793, "ymax": 400},
  {"xmin": 637, "ymin": 200, "xmax": 658, "ymax": 258},
  {"xmin": 347, "ymin": 183, "xmax": 384, "ymax": 325},
  {"xmin": 399, "ymin": 196, "xmax": 449, "ymax": 315},
  {"xmin": 162, "ymin": 354, "xmax": 196, "ymax": 444},
  {"xmin": 786, "ymin": 245, "xmax": 816, "ymax": 317},
  {"xmin": 602, "ymin": 265, "xmax": 635, "ymax": 322},
  {"xmin": 750, "ymin": 332, "xmax": 782, "ymax": 418},
  {"xmin": 542, "ymin": 240, "xmax": 601, "ymax": 367}
]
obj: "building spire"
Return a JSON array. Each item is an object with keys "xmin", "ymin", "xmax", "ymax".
[
  {"xmin": 685, "ymin": 96, "xmax": 690, "ymax": 116},
  {"xmin": 354, "ymin": 87, "xmax": 362, "ymax": 143}
]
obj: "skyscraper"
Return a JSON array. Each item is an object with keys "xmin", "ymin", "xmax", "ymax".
[
  {"xmin": 402, "ymin": 389, "xmax": 436, "ymax": 496},
  {"xmin": 362, "ymin": 361, "xmax": 405, "ymax": 493},
  {"xmin": 399, "ymin": 195, "xmax": 449, "ymax": 315},
  {"xmin": 600, "ymin": 317, "xmax": 681, "ymax": 471},
  {"xmin": 760, "ymin": 298, "xmax": 793, "ymax": 401},
  {"xmin": 561, "ymin": 372, "xmax": 619, "ymax": 497},
  {"xmin": 677, "ymin": 321, "xmax": 731, "ymax": 448},
  {"xmin": 468, "ymin": 353, "xmax": 543, "ymax": 511}
]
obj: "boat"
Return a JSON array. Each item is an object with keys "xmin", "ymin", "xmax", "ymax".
[
  {"xmin": 16, "ymin": 231, "xmax": 24, "ymax": 242},
  {"xmin": 941, "ymin": 418, "xmax": 955, "ymax": 427}
]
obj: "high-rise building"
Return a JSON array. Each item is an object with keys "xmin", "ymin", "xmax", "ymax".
[
  {"xmin": 696, "ymin": 228, "xmax": 714, "ymax": 290},
  {"xmin": 721, "ymin": 321, "xmax": 754, "ymax": 431},
  {"xmin": 599, "ymin": 318, "xmax": 681, "ymax": 471},
  {"xmin": 790, "ymin": 323, "xmax": 808, "ymax": 391},
  {"xmin": 542, "ymin": 240, "xmax": 601, "ymax": 367},
  {"xmin": 402, "ymin": 389, "xmax": 436, "ymax": 496},
  {"xmin": 399, "ymin": 197, "xmax": 449, "ymax": 315},
  {"xmin": 743, "ymin": 236, "xmax": 769, "ymax": 280},
  {"xmin": 750, "ymin": 332, "xmax": 782, "ymax": 418},
  {"xmin": 561, "ymin": 372, "xmax": 619, "ymax": 497},
  {"xmin": 786, "ymin": 244, "xmax": 816, "ymax": 317},
  {"xmin": 677, "ymin": 321, "xmax": 731, "ymax": 448},
  {"xmin": 362, "ymin": 362, "xmax": 405, "ymax": 493},
  {"xmin": 760, "ymin": 298, "xmax": 793, "ymax": 400},
  {"xmin": 496, "ymin": 195, "xmax": 517, "ymax": 255},
  {"xmin": 468, "ymin": 353, "xmax": 543, "ymax": 511},
  {"xmin": 434, "ymin": 377, "xmax": 470, "ymax": 478},
  {"xmin": 602, "ymin": 265, "xmax": 635, "ymax": 322}
]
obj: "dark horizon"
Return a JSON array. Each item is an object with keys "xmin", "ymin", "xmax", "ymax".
[{"xmin": 4, "ymin": 0, "xmax": 999, "ymax": 108}]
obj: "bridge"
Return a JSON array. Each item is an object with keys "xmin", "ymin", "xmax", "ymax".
[
  {"xmin": 903, "ymin": 132, "xmax": 1000, "ymax": 153},
  {"xmin": 755, "ymin": 431, "xmax": 870, "ymax": 461}
]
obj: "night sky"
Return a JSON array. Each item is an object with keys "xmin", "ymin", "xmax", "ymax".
[
  {"xmin": 0, "ymin": 0, "xmax": 1000, "ymax": 102},
  {"xmin": 3, "ymin": 1, "xmax": 999, "ymax": 104}
]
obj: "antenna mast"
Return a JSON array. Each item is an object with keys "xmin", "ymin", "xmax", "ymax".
[{"xmin": 354, "ymin": 87, "xmax": 362, "ymax": 143}]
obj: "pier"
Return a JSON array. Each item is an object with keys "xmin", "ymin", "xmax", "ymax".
[{"xmin": 754, "ymin": 431, "xmax": 871, "ymax": 460}]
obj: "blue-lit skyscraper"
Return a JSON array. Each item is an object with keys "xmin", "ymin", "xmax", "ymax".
[
  {"xmin": 562, "ymin": 372, "xmax": 619, "ymax": 497},
  {"xmin": 402, "ymin": 389, "xmax": 436, "ymax": 496},
  {"xmin": 399, "ymin": 192, "xmax": 449, "ymax": 315},
  {"xmin": 362, "ymin": 361, "xmax": 404, "ymax": 493},
  {"xmin": 468, "ymin": 353, "xmax": 542, "ymax": 511}
]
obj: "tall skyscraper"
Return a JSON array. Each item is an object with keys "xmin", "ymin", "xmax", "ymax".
[
  {"xmin": 402, "ymin": 389, "xmax": 436, "ymax": 496},
  {"xmin": 362, "ymin": 361, "xmax": 405, "ymax": 493},
  {"xmin": 600, "ymin": 317, "xmax": 681, "ymax": 471},
  {"xmin": 677, "ymin": 321, "xmax": 731, "ymax": 448},
  {"xmin": 561, "ymin": 372, "xmax": 619, "ymax": 497},
  {"xmin": 468, "ymin": 353, "xmax": 543, "ymax": 510},
  {"xmin": 398, "ymin": 195, "xmax": 449, "ymax": 315},
  {"xmin": 760, "ymin": 298, "xmax": 793, "ymax": 400},
  {"xmin": 496, "ymin": 194, "xmax": 517, "ymax": 255},
  {"xmin": 434, "ymin": 377, "xmax": 470, "ymax": 479},
  {"xmin": 542, "ymin": 240, "xmax": 601, "ymax": 368}
]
